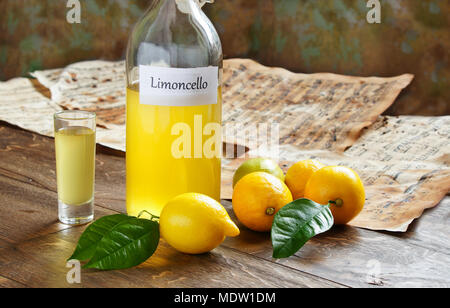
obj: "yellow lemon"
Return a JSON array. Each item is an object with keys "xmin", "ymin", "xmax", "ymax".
[
  {"xmin": 304, "ymin": 166, "xmax": 365, "ymax": 225},
  {"xmin": 160, "ymin": 193, "xmax": 240, "ymax": 254},
  {"xmin": 233, "ymin": 158, "xmax": 285, "ymax": 188},
  {"xmin": 232, "ymin": 172, "xmax": 293, "ymax": 232},
  {"xmin": 285, "ymin": 160, "xmax": 325, "ymax": 200}
]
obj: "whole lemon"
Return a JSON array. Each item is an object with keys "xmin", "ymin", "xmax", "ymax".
[
  {"xmin": 160, "ymin": 193, "xmax": 240, "ymax": 254},
  {"xmin": 285, "ymin": 160, "xmax": 325, "ymax": 200},
  {"xmin": 232, "ymin": 172, "xmax": 293, "ymax": 232},
  {"xmin": 233, "ymin": 158, "xmax": 285, "ymax": 188},
  {"xmin": 304, "ymin": 166, "xmax": 365, "ymax": 225}
]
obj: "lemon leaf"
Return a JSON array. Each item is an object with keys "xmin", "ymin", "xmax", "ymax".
[
  {"xmin": 83, "ymin": 217, "xmax": 159, "ymax": 270},
  {"xmin": 271, "ymin": 199, "xmax": 334, "ymax": 259},
  {"xmin": 68, "ymin": 214, "xmax": 133, "ymax": 261}
]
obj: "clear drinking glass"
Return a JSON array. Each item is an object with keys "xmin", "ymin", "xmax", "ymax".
[{"xmin": 54, "ymin": 111, "xmax": 96, "ymax": 225}]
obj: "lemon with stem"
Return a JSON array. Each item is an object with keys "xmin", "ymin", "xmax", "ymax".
[
  {"xmin": 304, "ymin": 166, "xmax": 365, "ymax": 225},
  {"xmin": 233, "ymin": 172, "xmax": 293, "ymax": 232},
  {"xmin": 285, "ymin": 160, "xmax": 325, "ymax": 200}
]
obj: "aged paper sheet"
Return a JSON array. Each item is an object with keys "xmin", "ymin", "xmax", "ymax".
[
  {"xmin": 0, "ymin": 73, "xmax": 125, "ymax": 152},
  {"xmin": 2, "ymin": 59, "xmax": 447, "ymax": 232},
  {"xmin": 28, "ymin": 58, "xmax": 413, "ymax": 153},
  {"xmin": 31, "ymin": 61, "xmax": 126, "ymax": 128},
  {"xmin": 223, "ymin": 116, "xmax": 450, "ymax": 231},
  {"xmin": 222, "ymin": 59, "xmax": 413, "ymax": 152},
  {"xmin": 0, "ymin": 78, "xmax": 62, "ymax": 136}
]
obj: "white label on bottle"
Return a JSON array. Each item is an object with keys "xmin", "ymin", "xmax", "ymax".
[{"xmin": 139, "ymin": 65, "xmax": 219, "ymax": 107}]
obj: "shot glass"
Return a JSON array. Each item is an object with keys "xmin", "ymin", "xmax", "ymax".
[{"xmin": 54, "ymin": 111, "xmax": 96, "ymax": 225}]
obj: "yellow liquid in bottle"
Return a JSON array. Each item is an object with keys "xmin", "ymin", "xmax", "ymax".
[
  {"xmin": 126, "ymin": 85, "xmax": 222, "ymax": 216},
  {"xmin": 55, "ymin": 127, "xmax": 96, "ymax": 205}
]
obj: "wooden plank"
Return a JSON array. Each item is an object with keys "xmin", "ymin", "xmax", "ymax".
[
  {"xmin": 0, "ymin": 239, "xmax": 10, "ymax": 250},
  {"xmin": 0, "ymin": 124, "xmax": 126, "ymax": 214},
  {"xmin": 1, "ymin": 123, "xmax": 448, "ymax": 288},
  {"xmin": 0, "ymin": 275, "xmax": 27, "ymax": 288},
  {"xmin": 0, "ymin": 125, "xmax": 343, "ymax": 288},
  {"xmin": 0, "ymin": 226, "xmax": 344, "ymax": 288},
  {"xmin": 0, "ymin": 173, "xmax": 116, "ymax": 245},
  {"xmin": 0, "ymin": 173, "xmax": 70, "ymax": 245},
  {"xmin": 396, "ymin": 197, "xmax": 450, "ymax": 253},
  {"xmin": 221, "ymin": 200, "xmax": 450, "ymax": 288}
]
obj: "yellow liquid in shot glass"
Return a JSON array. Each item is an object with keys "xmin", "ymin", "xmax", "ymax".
[{"xmin": 55, "ymin": 126, "xmax": 96, "ymax": 205}]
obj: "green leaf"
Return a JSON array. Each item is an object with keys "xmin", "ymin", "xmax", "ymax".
[
  {"xmin": 69, "ymin": 214, "xmax": 133, "ymax": 261},
  {"xmin": 83, "ymin": 217, "xmax": 160, "ymax": 270},
  {"xmin": 271, "ymin": 199, "xmax": 334, "ymax": 259}
]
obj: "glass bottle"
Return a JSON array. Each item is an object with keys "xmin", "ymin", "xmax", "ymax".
[{"xmin": 126, "ymin": 0, "xmax": 223, "ymax": 216}]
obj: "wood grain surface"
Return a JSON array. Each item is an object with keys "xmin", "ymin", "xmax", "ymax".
[
  {"xmin": 0, "ymin": 122, "xmax": 448, "ymax": 288},
  {"xmin": 0, "ymin": 275, "xmax": 27, "ymax": 288}
]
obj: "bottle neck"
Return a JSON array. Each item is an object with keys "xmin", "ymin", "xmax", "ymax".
[{"xmin": 174, "ymin": 0, "xmax": 213, "ymax": 14}]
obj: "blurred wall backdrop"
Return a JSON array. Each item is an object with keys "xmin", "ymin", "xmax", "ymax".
[{"xmin": 0, "ymin": 0, "xmax": 448, "ymax": 115}]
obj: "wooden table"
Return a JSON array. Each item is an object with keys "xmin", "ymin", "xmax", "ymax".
[{"xmin": 0, "ymin": 122, "xmax": 448, "ymax": 288}]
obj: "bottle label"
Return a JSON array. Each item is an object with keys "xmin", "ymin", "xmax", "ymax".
[{"xmin": 139, "ymin": 65, "xmax": 219, "ymax": 106}]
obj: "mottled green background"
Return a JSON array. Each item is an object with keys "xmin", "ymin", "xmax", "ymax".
[{"xmin": 0, "ymin": 0, "xmax": 448, "ymax": 115}]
